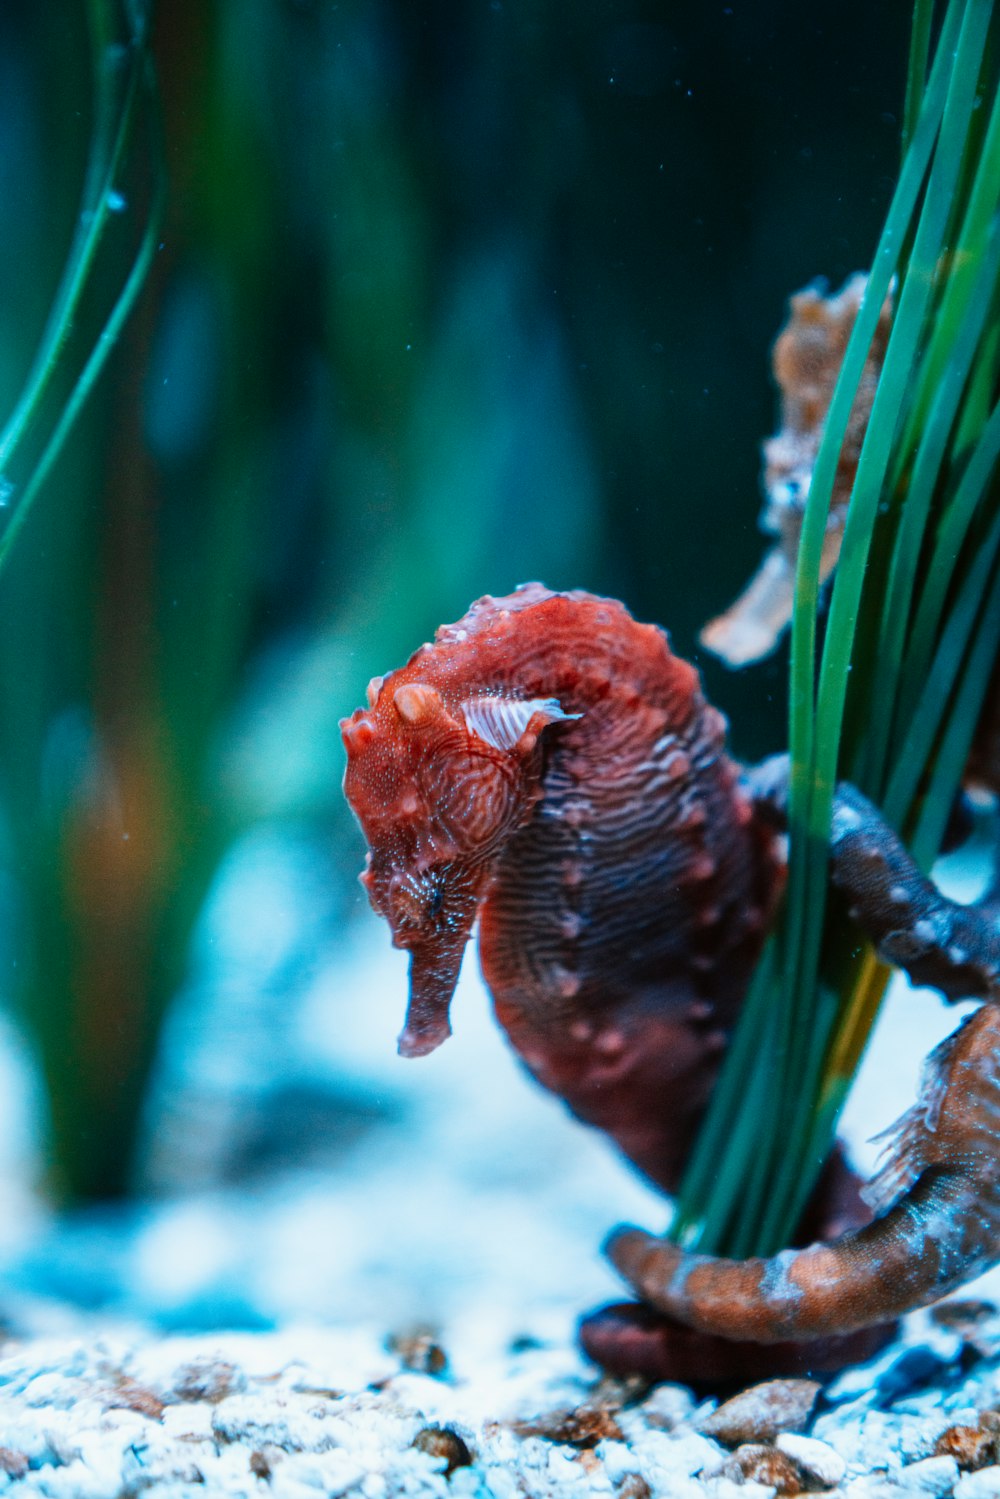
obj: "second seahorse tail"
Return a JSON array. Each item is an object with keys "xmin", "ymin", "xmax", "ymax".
[
  {"xmin": 746, "ymin": 756, "xmax": 1000, "ymax": 1002},
  {"xmin": 606, "ymin": 1166, "xmax": 998, "ymax": 1342}
]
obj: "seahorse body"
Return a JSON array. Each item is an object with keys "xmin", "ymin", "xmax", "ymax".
[{"xmin": 342, "ymin": 583, "xmax": 781, "ymax": 1192}]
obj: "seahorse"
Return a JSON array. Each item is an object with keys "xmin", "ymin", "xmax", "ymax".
[
  {"xmin": 342, "ymin": 583, "xmax": 780, "ymax": 1190},
  {"xmin": 341, "ymin": 583, "xmax": 892, "ymax": 1378}
]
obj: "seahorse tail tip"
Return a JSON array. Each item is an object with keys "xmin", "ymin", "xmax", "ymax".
[{"xmin": 604, "ymin": 1225, "xmax": 679, "ymax": 1294}]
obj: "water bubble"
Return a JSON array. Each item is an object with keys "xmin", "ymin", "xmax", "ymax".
[
  {"xmin": 106, "ymin": 189, "xmax": 127, "ymax": 213},
  {"xmin": 0, "ymin": 478, "xmax": 14, "ymax": 508}
]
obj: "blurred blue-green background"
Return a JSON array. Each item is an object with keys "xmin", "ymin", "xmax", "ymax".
[{"xmin": 0, "ymin": 0, "xmax": 908, "ymax": 1216}]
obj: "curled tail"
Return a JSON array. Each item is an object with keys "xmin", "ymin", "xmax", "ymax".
[{"xmin": 608, "ymin": 1003, "xmax": 1000, "ymax": 1342}]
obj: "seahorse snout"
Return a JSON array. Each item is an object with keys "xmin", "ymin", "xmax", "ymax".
[{"xmin": 399, "ymin": 938, "xmax": 468, "ymax": 1057}]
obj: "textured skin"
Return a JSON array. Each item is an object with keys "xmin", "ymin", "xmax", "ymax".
[
  {"xmin": 342, "ymin": 585, "xmax": 1000, "ymax": 1375},
  {"xmin": 342, "ymin": 584, "xmax": 780, "ymax": 1192},
  {"xmin": 610, "ymin": 765, "xmax": 1000, "ymax": 1345}
]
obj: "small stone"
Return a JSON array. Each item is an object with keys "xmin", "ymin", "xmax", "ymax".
[
  {"xmin": 511, "ymin": 1404, "xmax": 624, "ymax": 1447},
  {"xmin": 901, "ymin": 1456, "xmax": 961, "ymax": 1495},
  {"xmin": 386, "ymin": 1326, "xmax": 449, "ymax": 1377},
  {"xmin": 596, "ymin": 1440, "xmax": 640, "ymax": 1485},
  {"xmin": 777, "ymin": 1432, "xmax": 846, "ymax": 1488},
  {"xmin": 712, "ymin": 1480, "xmax": 776, "ymax": 1499},
  {"xmin": 249, "ymin": 1449, "xmax": 274, "ymax": 1479},
  {"xmin": 655, "ymin": 1429, "xmax": 728, "ymax": 1481},
  {"xmin": 699, "ymin": 1378, "xmax": 821, "ymax": 1446},
  {"xmin": 547, "ymin": 1447, "xmax": 582, "ymax": 1482},
  {"xmin": 726, "ymin": 1442, "xmax": 804, "ymax": 1494},
  {"xmin": 936, "ymin": 1424, "xmax": 998, "ymax": 1471},
  {"xmin": 956, "ymin": 1467, "xmax": 1000, "ymax": 1499},
  {"xmin": 103, "ymin": 1376, "xmax": 165, "ymax": 1420},
  {"xmin": 616, "ymin": 1477, "xmax": 651, "ymax": 1499},
  {"xmin": 640, "ymin": 1383, "xmax": 696, "ymax": 1431},
  {"xmin": 172, "ymin": 1358, "xmax": 247, "ymax": 1403},
  {"xmin": 412, "ymin": 1425, "xmax": 473, "ymax": 1474},
  {"xmin": 0, "ymin": 1449, "xmax": 29, "ymax": 1479}
]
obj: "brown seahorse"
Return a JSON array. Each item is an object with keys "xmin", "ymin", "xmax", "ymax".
[{"xmin": 341, "ymin": 583, "xmax": 996, "ymax": 1380}]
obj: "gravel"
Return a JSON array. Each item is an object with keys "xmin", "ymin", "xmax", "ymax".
[
  {"xmin": 0, "ymin": 1306, "xmax": 999, "ymax": 1497},
  {"xmin": 1, "ymin": 855, "xmax": 999, "ymax": 1495}
]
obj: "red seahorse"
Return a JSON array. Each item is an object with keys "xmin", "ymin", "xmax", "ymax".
[
  {"xmin": 341, "ymin": 583, "xmax": 895, "ymax": 1380},
  {"xmin": 342, "ymin": 584, "xmax": 778, "ymax": 1184}
]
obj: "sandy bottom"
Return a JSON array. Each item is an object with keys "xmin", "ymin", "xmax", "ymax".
[{"xmin": 0, "ymin": 846, "xmax": 998, "ymax": 1495}]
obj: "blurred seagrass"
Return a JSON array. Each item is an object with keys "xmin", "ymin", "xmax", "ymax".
[
  {"xmin": 0, "ymin": 0, "xmax": 908, "ymax": 1208},
  {"xmin": 0, "ymin": 0, "xmax": 603, "ymax": 1204},
  {"xmin": 0, "ymin": 0, "xmax": 163, "ymax": 572},
  {"xmin": 0, "ymin": 0, "xmax": 166, "ymax": 1202},
  {"xmin": 675, "ymin": 0, "xmax": 1000, "ymax": 1256}
]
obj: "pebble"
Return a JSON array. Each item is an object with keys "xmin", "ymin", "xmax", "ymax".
[
  {"xmin": 936, "ymin": 1423, "xmax": 999, "ymax": 1471},
  {"xmin": 899, "ymin": 1455, "xmax": 962, "ymax": 1494},
  {"xmin": 170, "ymin": 1357, "xmax": 247, "ymax": 1403},
  {"xmin": 412, "ymin": 1425, "xmax": 474, "ymax": 1474},
  {"xmin": 725, "ymin": 1442, "xmax": 803, "ymax": 1494},
  {"xmin": 0, "ymin": 1320, "xmax": 998, "ymax": 1498},
  {"xmin": 698, "ymin": 1379, "xmax": 820, "ymax": 1446},
  {"xmin": 640, "ymin": 1383, "xmax": 696, "ymax": 1431},
  {"xmin": 956, "ymin": 1469, "xmax": 1000, "ymax": 1499},
  {"xmin": 776, "ymin": 1431, "xmax": 847, "ymax": 1487}
]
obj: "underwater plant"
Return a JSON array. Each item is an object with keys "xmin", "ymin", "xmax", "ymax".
[
  {"xmin": 673, "ymin": 0, "xmax": 1000, "ymax": 1264},
  {"xmin": 0, "ymin": 0, "xmax": 167, "ymax": 1202}
]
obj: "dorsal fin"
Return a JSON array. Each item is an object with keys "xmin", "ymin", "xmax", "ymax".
[
  {"xmin": 861, "ymin": 1027, "xmax": 959, "ymax": 1217},
  {"xmin": 461, "ymin": 695, "xmax": 580, "ymax": 753}
]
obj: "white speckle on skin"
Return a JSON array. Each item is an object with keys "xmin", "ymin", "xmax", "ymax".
[
  {"xmin": 760, "ymin": 1248, "xmax": 805, "ymax": 1307},
  {"xmin": 831, "ymin": 804, "xmax": 863, "ymax": 841}
]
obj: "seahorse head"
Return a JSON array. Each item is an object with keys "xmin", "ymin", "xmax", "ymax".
[{"xmin": 342, "ymin": 673, "xmax": 577, "ymax": 1057}]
